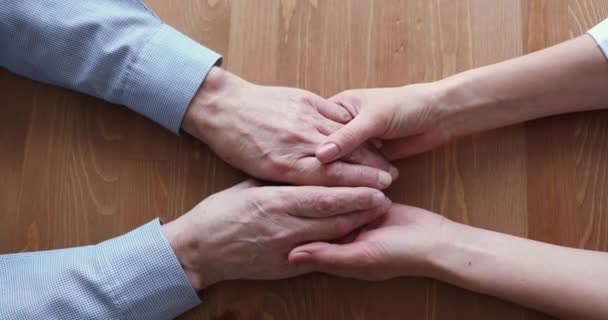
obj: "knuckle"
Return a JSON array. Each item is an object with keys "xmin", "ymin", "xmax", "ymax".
[
  {"xmin": 278, "ymin": 130, "xmax": 308, "ymax": 144},
  {"xmin": 345, "ymin": 148, "xmax": 365, "ymax": 163},
  {"xmin": 298, "ymin": 93, "xmax": 317, "ymax": 107},
  {"xmin": 326, "ymin": 166, "xmax": 347, "ymax": 181},
  {"xmin": 267, "ymin": 156, "xmax": 292, "ymax": 174},
  {"xmin": 354, "ymin": 190, "xmax": 374, "ymax": 207},
  {"xmin": 357, "ymin": 168, "xmax": 377, "ymax": 184},
  {"xmin": 319, "ymin": 120, "xmax": 341, "ymax": 134},
  {"xmin": 316, "ymin": 194, "xmax": 339, "ymax": 213},
  {"xmin": 291, "ymin": 197, "xmax": 310, "ymax": 214}
]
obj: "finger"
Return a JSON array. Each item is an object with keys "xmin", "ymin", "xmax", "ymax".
[
  {"xmin": 292, "ymin": 157, "xmax": 393, "ymax": 189},
  {"xmin": 293, "ymin": 207, "xmax": 387, "ymax": 245},
  {"xmin": 342, "ymin": 145, "xmax": 399, "ymax": 180},
  {"xmin": 288, "ymin": 241, "xmax": 370, "ymax": 279},
  {"xmin": 317, "ymin": 124, "xmax": 394, "ymax": 176},
  {"xmin": 316, "ymin": 120, "xmax": 396, "ymax": 178},
  {"xmin": 282, "ymin": 186, "xmax": 391, "ymax": 218},
  {"xmin": 380, "ymin": 133, "xmax": 442, "ymax": 160},
  {"xmin": 316, "ymin": 113, "xmax": 382, "ymax": 164},
  {"xmin": 315, "ymin": 98, "xmax": 352, "ymax": 124},
  {"xmin": 328, "ymin": 92, "xmax": 358, "ymax": 116},
  {"xmin": 316, "ymin": 118, "xmax": 343, "ymax": 136}
]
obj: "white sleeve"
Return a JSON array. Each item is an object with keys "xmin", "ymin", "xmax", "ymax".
[{"xmin": 587, "ymin": 19, "xmax": 608, "ymax": 59}]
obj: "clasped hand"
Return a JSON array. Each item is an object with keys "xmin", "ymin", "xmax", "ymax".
[
  {"xmin": 171, "ymin": 68, "xmax": 457, "ymax": 289},
  {"xmin": 163, "ymin": 181, "xmax": 392, "ymax": 290},
  {"xmin": 182, "ymin": 67, "xmax": 398, "ymax": 189}
]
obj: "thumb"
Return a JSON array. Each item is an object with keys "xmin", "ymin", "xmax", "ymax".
[
  {"xmin": 289, "ymin": 241, "xmax": 367, "ymax": 279},
  {"xmin": 316, "ymin": 114, "xmax": 381, "ymax": 163}
]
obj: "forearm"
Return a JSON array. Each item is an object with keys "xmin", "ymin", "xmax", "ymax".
[
  {"xmin": 430, "ymin": 221, "xmax": 608, "ymax": 319},
  {"xmin": 435, "ymin": 35, "xmax": 608, "ymax": 138}
]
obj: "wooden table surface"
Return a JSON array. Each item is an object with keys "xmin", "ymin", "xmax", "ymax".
[{"xmin": 2, "ymin": 0, "xmax": 608, "ymax": 319}]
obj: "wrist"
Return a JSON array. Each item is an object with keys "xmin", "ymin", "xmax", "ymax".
[
  {"xmin": 162, "ymin": 219, "xmax": 206, "ymax": 291},
  {"xmin": 426, "ymin": 219, "xmax": 502, "ymax": 291},
  {"xmin": 432, "ymin": 70, "xmax": 500, "ymax": 139},
  {"xmin": 182, "ymin": 67, "xmax": 245, "ymax": 143},
  {"xmin": 425, "ymin": 219, "xmax": 480, "ymax": 280}
]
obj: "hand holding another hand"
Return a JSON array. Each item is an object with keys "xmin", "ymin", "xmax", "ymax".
[
  {"xmin": 178, "ymin": 69, "xmax": 462, "ymax": 287},
  {"xmin": 288, "ymin": 204, "xmax": 450, "ymax": 280},
  {"xmin": 316, "ymin": 84, "xmax": 453, "ymax": 163},
  {"xmin": 183, "ymin": 67, "xmax": 398, "ymax": 189},
  {"xmin": 163, "ymin": 180, "xmax": 392, "ymax": 290}
]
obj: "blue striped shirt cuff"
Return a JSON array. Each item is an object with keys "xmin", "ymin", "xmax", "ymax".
[
  {"xmin": 122, "ymin": 23, "xmax": 222, "ymax": 134},
  {"xmin": 97, "ymin": 219, "xmax": 201, "ymax": 319}
]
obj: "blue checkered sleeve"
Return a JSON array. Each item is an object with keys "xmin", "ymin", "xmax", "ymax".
[
  {"xmin": 0, "ymin": 219, "xmax": 201, "ymax": 319},
  {"xmin": 0, "ymin": 0, "xmax": 222, "ymax": 133}
]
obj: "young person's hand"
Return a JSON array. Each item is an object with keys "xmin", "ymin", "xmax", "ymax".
[
  {"xmin": 315, "ymin": 84, "xmax": 451, "ymax": 162},
  {"xmin": 317, "ymin": 35, "xmax": 608, "ymax": 164},
  {"xmin": 288, "ymin": 203, "xmax": 447, "ymax": 279},
  {"xmin": 290, "ymin": 202, "xmax": 608, "ymax": 320}
]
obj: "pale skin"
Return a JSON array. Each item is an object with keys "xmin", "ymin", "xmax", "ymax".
[
  {"xmin": 169, "ymin": 57, "xmax": 403, "ymax": 291},
  {"xmin": 182, "ymin": 67, "xmax": 398, "ymax": 190},
  {"xmin": 288, "ymin": 35, "xmax": 608, "ymax": 319},
  {"xmin": 162, "ymin": 180, "xmax": 391, "ymax": 290}
]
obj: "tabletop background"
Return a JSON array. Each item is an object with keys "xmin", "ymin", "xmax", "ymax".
[{"xmin": 2, "ymin": 0, "xmax": 608, "ymax": 319}]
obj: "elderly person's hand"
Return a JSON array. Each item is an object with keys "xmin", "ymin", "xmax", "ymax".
[
  {"xmin": 182, "ymin": 67, "xmax": 398, "ymax": 190},
  {"xmin": 162, "ymin": 180, "xmax": 391, "ymax": 290}
]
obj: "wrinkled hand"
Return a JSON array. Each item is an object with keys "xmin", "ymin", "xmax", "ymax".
[
  {"xmin": 183, "ymin": 67, "xmax": 397, "ymax": 189},
  {"xmin": 316, "ymin": 84, "xmax": 451, "ymax": 163},
  {"xmin": 162, "ymin": 180, "xmax": 392, "ymax": 290},
  {"xmin": 288, "ymin": 204, "xmax": 449, "ymax": 280}
]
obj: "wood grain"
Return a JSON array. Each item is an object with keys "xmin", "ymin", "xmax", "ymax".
[{"xmin": 1, "ymin": 0, "xmax": 607, "ymax": 319}]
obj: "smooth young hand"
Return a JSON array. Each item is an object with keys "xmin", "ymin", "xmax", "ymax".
[
  {"xmin": 316, "ymin": 84, "xmax": 451, "ymax": 163},
  {"xmin": 183, "ymin": 67, "xmax": 398, "ymax": 189},
  {"xmin": 290, "ymin": 202, "xmax": 608, "ymax": 320},
  {"xmin": 288, "ymin": 203, "xmax": 448, "ymax": 280},
  {"xmin": 317, "ymin": 36, "xmax": 608, "ymax": 164}
]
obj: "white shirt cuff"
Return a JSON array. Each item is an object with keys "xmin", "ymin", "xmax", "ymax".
[{"xmin": 587, "ymin": 18, "xmax": 608, "ymax": 59}]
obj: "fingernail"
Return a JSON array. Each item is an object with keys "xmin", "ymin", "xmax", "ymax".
[
  {"xmin": 341, "ymin": 111, "xmax": 352, "ymax": 122},
  {"xmin": 377, "ymin": 171, "xmax": 392, "ymax": 189},
  {"xmin": 318, "ymin": 143, "xmax": 339, "ymax": 160},
  {"xmin": 290, "ymin": 251, "xmax": 313, "ymax": 264},
  {"xmin": 389, "ymin": 166, "xmax": 399, "ymax": 180},
  {"xmin": 371, "ymin": 192, "xmax": 386, "ymax": 206}
]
